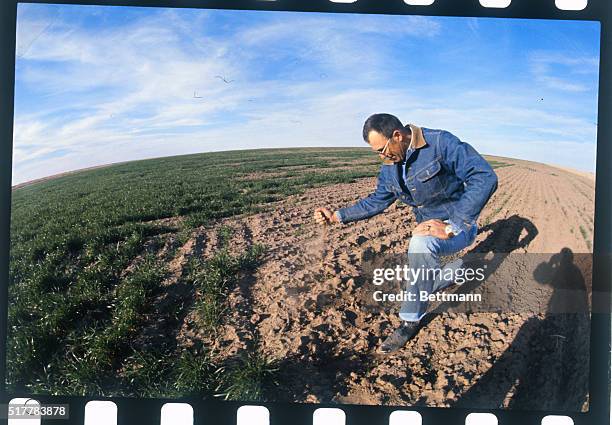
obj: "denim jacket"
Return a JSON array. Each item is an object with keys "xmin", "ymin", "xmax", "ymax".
[{"xmin": 336, "ymin": 125, "xmax": 498, "ymax": 234}]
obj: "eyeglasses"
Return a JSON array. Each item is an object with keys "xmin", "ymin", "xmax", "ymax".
[{"xmin": 375, "ymin": 138, "xmax": 392, "ymax": 157}]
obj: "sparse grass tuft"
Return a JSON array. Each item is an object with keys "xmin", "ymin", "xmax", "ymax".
[
  {"xmin": 216, "ymin": 351, "xmax": 279, "ymax": 402},
  {"xmin": 579, "ymin": 225, "xmax": 592, "ymax": 251},
  {"xmin": 172, "ymin": 348, "xmax": 221, "ymax": 396},
  {"xmin": 188, "ymin": 241, "xmax": 266, "ymax": 333},
  {"xmin": 218, "ymin": 225, "xmax": 234, "ymax": 247},
  {"xmin": 487, "ymin": 160, "xmax": 513, "ymax": 169},
  {"xmin": 118, "ymin": 345, "xmax": 222, "ymax": 398}
]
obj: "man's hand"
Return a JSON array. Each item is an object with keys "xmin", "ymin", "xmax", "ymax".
[
  {"xmin": 413, "ymin": 219, "xmax": 450, "ymax": 239},
  {"xmin": 314, "ymin": 207, "xmax": 340, "ymax": 226}
]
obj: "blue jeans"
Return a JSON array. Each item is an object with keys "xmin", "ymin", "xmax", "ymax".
[{"xmin": 399, "ymin": 222, "xmax": 478, "ymax": 322}]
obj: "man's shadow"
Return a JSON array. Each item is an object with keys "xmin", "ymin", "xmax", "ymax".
[
  {"xmin": 473, "ymin": 214, "xmax": 539, "ymax": 254},
  {"xmin": 447, "ymin": 246, "xmax": 590, "ymax": 410},
  {"xmin": 416, "ymin": 216, "xmax": 589, "ymax": 409}
]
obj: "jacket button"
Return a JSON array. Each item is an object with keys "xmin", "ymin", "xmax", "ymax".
[{"xmin": 417, "ymin": 204, "xmax": 423, "ymax": 208}]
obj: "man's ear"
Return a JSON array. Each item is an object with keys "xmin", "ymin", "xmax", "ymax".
[{"xmin": 392, "ymin": 129, "xmax": 402, "ymax": 141}]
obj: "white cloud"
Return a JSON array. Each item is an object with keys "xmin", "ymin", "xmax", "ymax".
[
  {"xmin": 11, "ymin": 7, "xmax": 600, "ymax": 185},
  {"xmin": 528, "ymin": 51, "xmax": 599, "ymax": 93}
]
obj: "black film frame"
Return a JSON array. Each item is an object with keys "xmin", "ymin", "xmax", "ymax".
[{"xmin": 0, "ymin": 0, "xmax": 610, "ymax": 424}]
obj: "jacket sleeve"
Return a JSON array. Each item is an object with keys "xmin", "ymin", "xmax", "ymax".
[
  {"xmin": 439, "ymin": 131, "xmax": 498, "ymax": 233},
  {"xmin": 336, "ymin": 167, "xmax": 397, "ymax": 223}
]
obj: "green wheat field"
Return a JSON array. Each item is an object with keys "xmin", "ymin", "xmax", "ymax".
[{"xmin": 7, "ymin": 148, "xmax": 508, "ymax": 399}]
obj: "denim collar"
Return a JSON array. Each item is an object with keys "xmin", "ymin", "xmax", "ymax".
[
  {"xmin": 401, "ymin": 124, "xmax": 427, "ymax": 165},
  {"xmin": 406, "ymin": 124, "xmax": 426, "ymax": 150}
]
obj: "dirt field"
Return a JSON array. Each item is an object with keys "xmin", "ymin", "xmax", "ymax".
[{"xmin": 142, "ymin": 157, "xmax": 594, "ymax": 410}]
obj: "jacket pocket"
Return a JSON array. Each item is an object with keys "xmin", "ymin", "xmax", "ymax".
[
  {"xmin": 416, "ymin": 159, "xmax": 442, "ymax": 182},
  {"xmin": 413, "ymin": 159, "xmax": 444, "ymax": 205}
]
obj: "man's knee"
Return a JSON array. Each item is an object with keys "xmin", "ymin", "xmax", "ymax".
[{"xmin": 408, "ymin": 235, "xmax": 439, "ymax": 255}]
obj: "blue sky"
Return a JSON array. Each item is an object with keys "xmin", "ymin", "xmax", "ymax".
[{"xmin": 12, "ymin": 4, "xmax": 600, "ymax": 184}]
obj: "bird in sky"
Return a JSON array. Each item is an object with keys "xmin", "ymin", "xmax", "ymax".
[{"xmin": 215, "ymin": 75, "xmax": 234, "ymax": 84}]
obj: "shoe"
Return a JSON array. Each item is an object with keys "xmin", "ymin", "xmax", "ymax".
[{"xmin": 379, "ymin": 321, "xmax": 420, "ymax": 353}]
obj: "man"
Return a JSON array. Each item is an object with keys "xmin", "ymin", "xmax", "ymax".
[{"xmin": 314, "ymin": 113, "xmax": 498, "ymax": 353}]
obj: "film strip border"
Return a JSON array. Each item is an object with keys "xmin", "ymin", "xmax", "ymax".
[
  {"xmin": 1, "ymin": 397, "xmax": 597, "ymax": 424},
  {"xmin": 1, "ymin": 0, "xmax": 610, "ymax": 21},
  {"xmin": 1, "ymin": 0, "xmax": 611, "ymax": 425}
]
